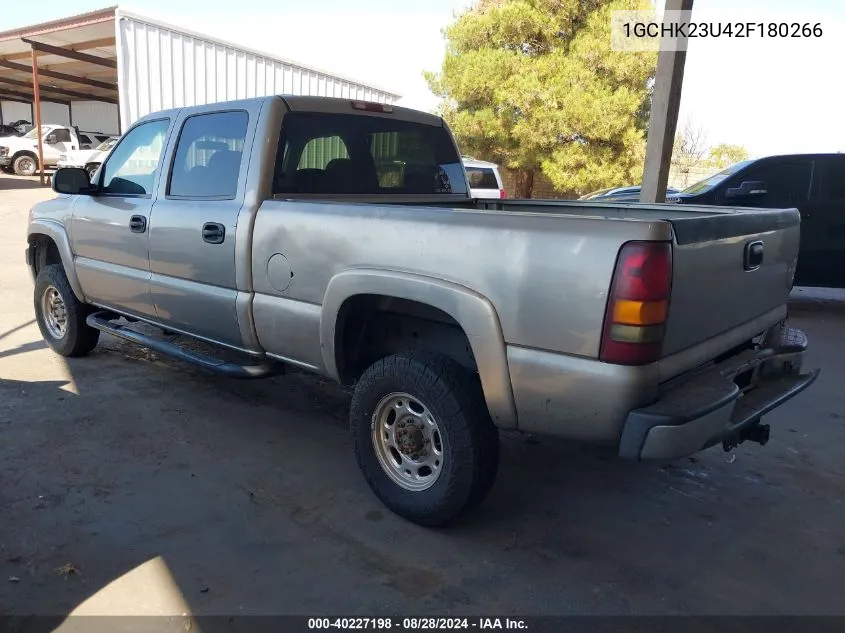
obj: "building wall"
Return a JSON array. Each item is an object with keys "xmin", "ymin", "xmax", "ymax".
[
  {"xmin": 0, "ymin": 101, "xmax": 71, "ymax": 127},
  {"xmin": 116, "ymin": 11, "xmax": 400, "ymax": 130},
  {"xmin": 0, "ymin": 101, "xmax": 30, "ymax": 126},
  {"xmin": 1, "ymin": 100, "xmax": 119, "ymax": 136},
  {"xmin": 70, "ymin": 101, "xmax": 120, "ymax": 135},
  {"xmin": 40, "ymin": 102, "xmax": 70, "ymax": 126}
]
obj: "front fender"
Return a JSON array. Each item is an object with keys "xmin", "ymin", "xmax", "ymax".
[
  {"xmin": 320, "ymin": 268, "xmax": 518, "ymax": 429},
  {"xmin": 27, "ymin": 218, "xmax": 86, "ymax": 302}
]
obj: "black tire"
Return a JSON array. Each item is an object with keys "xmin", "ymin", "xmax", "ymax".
[
  {"xmin": 34, "ymin": 264, "xmax": 100, "ymax": 357},
  {"xmin": 85, "ymin": 164, "xmax": 100, "ymax": 180},
  {"xmin": 13, "ymin": 154, "xmax": 37, "ymax": 177},
  {"xmin": 350, "ymin": 351, "xmax": 499, "ymax": 526}
]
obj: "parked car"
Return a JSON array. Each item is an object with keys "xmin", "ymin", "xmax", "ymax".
[
  {"xmin": 57, "ymin": 136, "xmax": 119, "ymax": 178},
  {"xmin": 580, "ymin": 185, "xmax": 681, "ymax": 202},
  {"xmin": 667, "ymin": 154, "xmax": 845, "ymax": 289},
  {"xmin": 463, "ymin": 156, "xmax": 506, "ymax": 198},
  {"xmin": 0, "ymin": 125, "xmax": 108, "ymax": 176},
  {"xmin": 27, "ymin": 96, "xmax": 818, "ymax": 526}
]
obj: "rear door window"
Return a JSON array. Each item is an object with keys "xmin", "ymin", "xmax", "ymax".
[
  {"xmin": 168, "ymin": 110, "xmax": 249, "ymax": 199},
  {"xmin": 466, "ymin": 167, "xmax": 499, "ymax": 190},
  {"xmin": 274, "ymin": 113, "xmax": 467, "ymax": 195}
]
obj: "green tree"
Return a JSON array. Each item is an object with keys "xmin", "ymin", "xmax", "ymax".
[
  {"xmin": 425, "ymin": 0, "xmax": 657, "ymax": 198},
  {"xmin": 707, "ymin": 143, "xmax": 751, "ymax": 169}
]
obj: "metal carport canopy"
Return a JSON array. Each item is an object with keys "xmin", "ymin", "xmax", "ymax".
[
  {"xmin": 0, "ymin": 6, "xmax": 400, "ymax": 186},
  {"xmin": 0, "ymin": 7, "xmax": 119, "ymax": 184}
]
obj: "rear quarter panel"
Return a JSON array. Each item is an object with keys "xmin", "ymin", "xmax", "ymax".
[{"xmin": 249, "ymin": 201, "xmax": 673, "ymax": 361}]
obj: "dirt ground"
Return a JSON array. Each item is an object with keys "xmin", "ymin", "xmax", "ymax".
[{"xmin": 1, "ymin": 173, "xmax": 845, "ymax": 617}]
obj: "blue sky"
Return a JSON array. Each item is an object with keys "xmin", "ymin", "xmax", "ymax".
[{"xmin": 3, "ymin": 0, "xmax": 843, "ymax": 157}]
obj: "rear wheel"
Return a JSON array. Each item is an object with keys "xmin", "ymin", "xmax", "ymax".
[
  {"xmin": 350, "ymin": 351, "xmax": 499, "ymax": 526},
  {"xmin": 13, "ymin": 154, "xmax": 37, "ymax": 176},
  {"xmin": 34, "ymin": 264, "xmax": 100, "ymax": 357},
  {"xmin": 85, "ymin": 163, "xmax": 100, "ymax": 180}
]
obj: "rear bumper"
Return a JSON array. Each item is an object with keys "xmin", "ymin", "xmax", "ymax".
[
  {"xmin": 0, "ymin": 157, "xmax": 11, "ymax": 167},
  {"xmin": 619, "ymin": 324, "xmax": 819, "ymax": 461}
]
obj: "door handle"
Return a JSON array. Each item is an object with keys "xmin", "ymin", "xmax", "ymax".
[
  {"xmin": 202, "ymin": 222, "xmax": 226, "ymax": 244},
  {"xmin": 129, "ymin": 215, "xmax": 147, "ymax": 233}
]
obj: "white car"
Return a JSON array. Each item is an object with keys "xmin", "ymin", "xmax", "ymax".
[
  {"xmin": 462, "ymin": 156, "xmax": 506, "ymax": 199},
  {"xmin": 58, "ymin": 137, "xmax": 119, "ymax": 177}
]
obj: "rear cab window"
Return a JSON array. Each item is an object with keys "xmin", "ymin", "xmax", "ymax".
[
  {"xmin": 466, "ymin": 167, "xmax": 499, "ymax": 190},
  {"xmin": 273, "ymin": 113, "xmax": 467, "ymax": 196}
]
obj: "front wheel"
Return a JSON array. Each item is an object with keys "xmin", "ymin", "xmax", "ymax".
[
  {"xmin": 13, "ymin": 154, "xmax": 37, "ymax": 176},
  {"xmin": 34, "ymin": 264, "xmax": 100, "ymax": 357},
  {"xmin": 350, "ymin": 351, "xmax": 499, "ymax": 526}
]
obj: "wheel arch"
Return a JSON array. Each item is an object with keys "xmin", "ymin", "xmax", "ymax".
[
  {"xmin": 27, "ymin": 219, "xmax": 86, "ymax": 302},
  {"xmin": 12, "ymin": 150, "xmax": 39, "ymax": 169},
  {"xmin": 321, "ymin": 269, "xmax": 517, "ymax": 429}
]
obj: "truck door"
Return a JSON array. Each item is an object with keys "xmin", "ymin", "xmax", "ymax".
[
  {"xmin": 71, "ymin": 118, "xmax": 172, "ymax": 319},
  {"xmin": 148, "ymin": 104, "xmax": 257, "ymax": 348},
  {"xmin": 44, "ymin": 127, "xmax": 76, "ymax": 163}
]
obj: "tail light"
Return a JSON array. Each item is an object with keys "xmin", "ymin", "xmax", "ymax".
[
  {"xmin": 600, "ymin": 241, "xmax": 673, "ymax": 365},
  {"xmin": 500, "ymin": 189, "xmax": 506, "ymax": 199}
]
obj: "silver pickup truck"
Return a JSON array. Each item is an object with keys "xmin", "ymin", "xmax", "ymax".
[{"xmin": 27, "ymin": 96, "xmax": 819, "ymax": 526}]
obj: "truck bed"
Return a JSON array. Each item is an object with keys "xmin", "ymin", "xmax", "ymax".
[{"xmin": 255, "ymin": 195, "xmax": 800, "ymax": 373}]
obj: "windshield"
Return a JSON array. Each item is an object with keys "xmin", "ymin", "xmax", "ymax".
[
  {"xmin": 681, "ymin": 159, "xmax": 756, "ymax": 195},
  {"xmin": 23, "ymin": 125, "xmax": 52, "ymax": 139},
  {"xmin": 96, "ymin": 138, "xmax": 117, "ymax": 151}
]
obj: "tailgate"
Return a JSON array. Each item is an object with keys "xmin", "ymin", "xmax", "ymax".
[{"xmin": 662, "ymin": 207, "xmax": 801, "ymax": 356}]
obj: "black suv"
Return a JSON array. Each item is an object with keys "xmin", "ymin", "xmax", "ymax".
[{"xmin": 670, "ymin": 154, "xmax": 845, "ymax": 289}]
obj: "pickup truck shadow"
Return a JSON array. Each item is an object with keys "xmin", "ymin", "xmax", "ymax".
[{"xmin": 3, "ymin": 319, "xmax": 843, "ymax": 618}]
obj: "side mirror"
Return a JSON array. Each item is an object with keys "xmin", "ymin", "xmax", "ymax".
[
  {"xmin": 45, "ymin": 134, "xmax": 57, "ymax": 144},
  {"xmin": 726, "ymin": 180, "xmax": 767, "ymax": 199},
  {"xmin": 53, "ymin": 167, "xmax": 93, "ymax": 195}
]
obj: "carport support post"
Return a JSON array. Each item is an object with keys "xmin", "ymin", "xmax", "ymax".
[
  {"xmin": 31, "ymin": 47, "xmax": 45, "ymax": 187},
  {"xmin": 639, "ymin": 0, "xmax": 694, "ymax": 203}
]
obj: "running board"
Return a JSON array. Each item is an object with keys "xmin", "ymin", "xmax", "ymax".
[{"xmin": 86, "ymin": 311, "xmax": 278, "ymax": 379}]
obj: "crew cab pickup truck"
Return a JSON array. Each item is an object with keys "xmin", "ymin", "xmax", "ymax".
[
  {"xmin": 1, "ymin": 125, "xmax": 104, "ymax": 176},
  {"xmin": 27, "ymin": 96, "xmax": 819, "ymax": 526}
]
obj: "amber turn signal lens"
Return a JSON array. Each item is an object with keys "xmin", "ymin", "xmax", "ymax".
[{"xmin": 611, "ymin": 299, "xmax": 668, "ymax": 326}]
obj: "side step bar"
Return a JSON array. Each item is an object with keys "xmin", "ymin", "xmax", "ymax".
[{"xmin": 86, "ymin": 311, "xmax": 278, "ymax": 379}]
